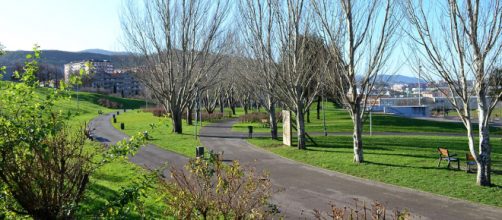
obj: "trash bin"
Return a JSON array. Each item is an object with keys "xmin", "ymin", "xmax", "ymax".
[
  {"xmin": 248, "ymin": 126, "xmax": 253, "ymax": 138},
  {"xmin": 196, "ymin": 146, "xmax": 204, "ymax": 158},
  {"xmin": 120, "ymin": 123, "xmax": 125, "ymax": 130}
]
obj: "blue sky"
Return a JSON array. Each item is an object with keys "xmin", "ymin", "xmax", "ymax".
[
  {"xmin": 0, "ymin": 0, "xmax": 123, "ymax": 51},
  {"xmin": 0, "ymin": 0, "xmax": 414, "ymax": 75}
]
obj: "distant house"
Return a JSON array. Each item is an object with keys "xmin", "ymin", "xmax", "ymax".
[{"xmin": 64, "ymin": 60, "xmax": 141, "ymax": 97}]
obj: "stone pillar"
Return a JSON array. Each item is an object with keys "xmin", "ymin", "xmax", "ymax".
[{"xmin": 282, "ymin": 110, "xmax": 292, "ymax": 146}]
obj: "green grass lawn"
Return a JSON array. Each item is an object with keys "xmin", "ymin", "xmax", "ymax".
[
  {"xmin": 78, "ymin": 159, "xmax": 167, "ymax": 219},
  {"xmin": 111, "ymin": 111, "xmax": 200, "ymax": 157},
  {"xmin": 1, "ymin": 82, "xmax": 167, "ymax": 218},
  {"xmin": 51, "ymin": 91, "xmax": 167, "ymax": 218},
  {"xmin": 232, "ymin": 104, "xmax": 502, "ymax": 134},
  {"xmin": 249, "ymin": 135, "xmax": 502, "ymax": 207}
]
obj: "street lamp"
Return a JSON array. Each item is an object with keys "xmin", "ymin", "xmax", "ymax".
[{"xmin": 194, "ymin": 86, "xmax": 200, "ymax": 139}]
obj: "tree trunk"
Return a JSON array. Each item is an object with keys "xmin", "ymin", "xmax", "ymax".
[
  {"xmin": 476, "ymin": 97, "xmax": 492, "ymax": 186},
  {"xmin": 187, "ymin": 106, "xmax": 193, "ymax": 125},
  {"xmin": 231, "ymin": 105, "xmax": 236, "ymax": 115},
  {"xmin": 219, "ymin": 96, "xmax": 224, "ymax": 113},
  {"xmin": 352, "ymin": 111, "xmax": 364, "ymax": 163},
  {"xmin": 296, "ymin": 103, "xmax": 306, "ymax": 150},
  {"xmin": 172, "ymin": 108, "xmax": 183, "ymax": 134},
  {"xmin": 306, "ymin": 109, "xmax": 311, "ymax": 123},
  {"xmin": 244, "ymin": 104, "xmax": 248, "ymax": 115},
  {"xmin": 316, "ymin": 96, "xmax": 321, "ymax": 120},
  {"xmin": 269, "ymin": 100, "xmax": 278, "ymax": 140}
]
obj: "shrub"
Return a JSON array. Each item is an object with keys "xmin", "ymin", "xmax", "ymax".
[
  {"xmin": 97, "ymin": 98, "xmax": 123, "ymax": 109},
  {"xmin": 239, "ymin": 112, "xmax": 282, "ymax": 123},
  {"xmin": 311, "ymin": 199, "xmax": 411, "ymax": 220},
  {"xmin": 143, "ymin": 107, "xmax": 167, "ymax": 117},
  {"xmin": 200, "ymin": 112, "xmax": 224, "ymax": 122},
  {"xmin": 0, "ymin": 48, "xmax": 146, "ymax": 219},
  {"xmin": 163, "ymin": 153, "xmax": 275, "ymax": 219}
]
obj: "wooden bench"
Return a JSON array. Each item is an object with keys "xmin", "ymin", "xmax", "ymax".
[
  {"xmin": 437, "ymin": 148, "xmax": 460, "ymax": 170},
  {"xmin": 466, "ymin": 153, "xmax": 477, "ymax": 173}
]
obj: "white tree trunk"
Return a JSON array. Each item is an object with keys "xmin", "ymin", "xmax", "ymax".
[
  {"xmin": 476, "ymin": 96, "xmax": 492, "ymax": 186},
  {"xmin": 352, "ymin": 111, "xmax": 364, "ymax": 163},
  {"xmin": 268, "ymin": 96, "xmax": 278, "ymax": 140},
  {"xmin": 296, "ymin": 102, "xmax": 306, "ymax": 150}
]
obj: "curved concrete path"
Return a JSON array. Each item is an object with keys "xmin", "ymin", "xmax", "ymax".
[
  {"xmin": 91, "ymin": 113, "xmax": 502, "ymax": 219},
  {"xmin": 89, "ymin": 113, "xmax": 188, "ymax": 176},
  {"xmin": 200, "ymin": 119, "xmax": 502, "ymax": 220}
]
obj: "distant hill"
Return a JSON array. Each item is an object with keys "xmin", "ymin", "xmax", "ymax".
[
  {"xmin": 0, "ymin": 50, "xmax": 132, "ymax": 80},
  {"xmin": 377, "ymin": 74, "xmax": 427, "ymax": 84},
  {"xmin": 80, "ymin": 49, "xmax": 129, "ymax": 56}
]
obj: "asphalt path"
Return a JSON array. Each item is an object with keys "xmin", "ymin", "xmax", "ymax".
[{"xmin": 90, "ymin": 113, "xmax": 502, "ymax": 219}]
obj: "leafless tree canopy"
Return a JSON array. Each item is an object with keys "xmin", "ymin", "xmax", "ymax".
[
  {"xmin": 312, "ymin": 0, "xmax": 399, "ymax": 162},
  {"xmin": 404, "ymin": 0, "xmax": 502, "ymax": 186},
  {"xmin": 121, "ymin": 0, "xmax": 230, "ymax": 133}
]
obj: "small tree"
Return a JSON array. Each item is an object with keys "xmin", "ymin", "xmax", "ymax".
[
  {"xmin": 164, "ymin": 154, "xmax": 274, "ymax": 219},
  {"xmin": 0, "ymin": 47, "xmax": 146, "ymax": 219}
]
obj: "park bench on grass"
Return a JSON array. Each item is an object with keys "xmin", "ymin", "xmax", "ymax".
[
  {"xmin": 437, "ymin": 147, "xmax": 460, "ymax": 170},
  {"xmin": 466, "ymin": 153, "xmax": 477, "ymax": 173}
]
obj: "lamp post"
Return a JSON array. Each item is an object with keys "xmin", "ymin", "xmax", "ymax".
[
  {"xmin": 369, "ymin": 108, "xmax": 373, "ymax": 136},
  {"xmin": 194, "ymin": 86, "xmax": 200, "ymax": 140},
  {"xmin": 418, "ymin": 62, "xmax": 422, "ymax": 106},
  {"xmin": 323, "ymin": 95, "xmax": 327, "ymax": 136}
]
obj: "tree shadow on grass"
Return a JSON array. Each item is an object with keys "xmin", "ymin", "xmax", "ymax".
[
  {"xmin": 91, "ymin": 172, "xmax": 129, "ymax": 183},
  {"xmin": 364, "ymin": 160, "xmax": 452, "ymax": 170},
  {"xmin": 364, "ymin": 151, "xmax": 436, "ymax": 160}
]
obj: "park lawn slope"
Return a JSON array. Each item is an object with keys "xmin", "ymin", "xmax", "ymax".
[
  {"xmin": 3, "ymin": 83, "xmax": 166, "ymax": 217},
  {"xmin": 111, "ymin": 110, "xmax": 200, "ymax": 157},
  {"xmin": 233, "ymin": 106, "xmax": 502, "ymax": 134},
  {"xmin": 249, "ymin": 135, "xmax": 502, "ymax": 207}
]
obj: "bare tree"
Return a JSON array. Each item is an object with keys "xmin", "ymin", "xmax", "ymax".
[
  {"xmin": 271, "ymin": 1, "xmax": 325, "ymax": 150},
  {"xmin": 404, "ymin": 0, "xmax": 502, "ymax": 186},
  {"xmin": 312, "ymin": 0, "xmax": 399, "ymax": 162},
  {"xmin": 121, "ymin": 0, "xmax": 230, "ymax": 133},
  {"xmin": 202, "ymin": 86, "xmax": 222, "ymax": 114},
  {"xmin": 239, "ymin": 0, "xmax": 281, "ymax": 139}
]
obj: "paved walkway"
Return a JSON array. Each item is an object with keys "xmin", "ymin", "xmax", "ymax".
[
  {"xmin": 89, "ymin": 113, "xmax": 188, "ymax": 177},
  {"xmin": 91, "ymin": 113, "xmax": 502, "ymax": 219},
  {"xmin": 200, "ymin": 119, "xmax": 502, "ymax": 219}
]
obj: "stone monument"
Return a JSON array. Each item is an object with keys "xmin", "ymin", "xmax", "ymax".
[{"xmin": 282, "ymin": 110, "xmax": 292, "ymax": 146}]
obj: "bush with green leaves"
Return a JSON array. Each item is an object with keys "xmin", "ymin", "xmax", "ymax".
[
  {"xmin": 164, "ymin": 152, "xmax": 275, "ymax": 219},
  {"xmin": 0, "ymin": 47, "xmax": 146, "ymax": 219}
]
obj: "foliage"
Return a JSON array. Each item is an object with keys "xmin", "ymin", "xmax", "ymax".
[
  {"xmin": 0, "ymin": 47, "xmax": 146, "ymax": 219},
  {"xmin": 98, "ymin": 173, "xmax": 156, "ymax": 219},
  {"xmin": 143, "ymin": 106, "xmax": 167, "ymax": 117},
  {"xmin": 97, "ymin": 98, "xmax": 124, "ymax": 109},
  {"xmin": 163, "ymin": 153, "xmax": 275, "ymax": 219},
  {"xmin": 312, "ymin": 200, "xmax": 411, "ymax": 220},
  {"xmin": 239, "ymin": 112, "xmax": 281, "ymax": 123}
]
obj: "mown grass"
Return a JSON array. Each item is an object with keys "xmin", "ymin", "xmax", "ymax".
[
  {"xmin": 249, "ymin": 135, "xmax": 502, "ymax": 207},
  {"xmin": 78, "ymin": 159, "xmax": 167, "ymax": 219},
  {"xmin": 232, "ymin": 104, "xmax": 502, "ymax": 134},
  {"xmin": 111, "ymin": 110, "xmax": 200, "ymax": 157}
]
